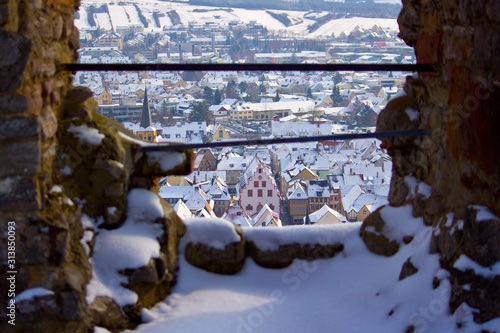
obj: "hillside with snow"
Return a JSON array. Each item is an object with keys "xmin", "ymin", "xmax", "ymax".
[{"xmin": 76, "ymin": 0, "xmax": 399, "ymax": 38}]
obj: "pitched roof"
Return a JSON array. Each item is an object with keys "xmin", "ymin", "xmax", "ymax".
[
  {"xmin": 307, "ymin": 205, "xmax": 347, "ymax": 224},
  {"xmin": 252, "ymin": 204, "xmax": 282, "ymax": 227},
  {"xmin": 140, "ymin": 87, "xmax": 152, "ymax": 129}
]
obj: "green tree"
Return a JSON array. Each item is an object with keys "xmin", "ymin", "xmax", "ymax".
[
  {"xmin": 306, "ymin": 87, "xmax": 313, "ymax": 99},
  {"xmin": 203, "ymin": 86, "xmax": 214, "ymax": 104},
  {"xmin": 334, "ymin": 72, "xmax": 342, "ymax": 85},
  {"xmin": 273, "ymin": 90, "xmax": 280, "ymax": 102},
  {"xmin": 331, "ymin": 85, "xmax": 342, "ymax": 106},
  {"xmin": 358, "ymin": 104, "xmax": 375, "ymax": 126},
  {"xmin": 238, "ymin": 81, "xmax": 248, "ymax": 93},
  {"xmin": 214, "ymin": 89, "xmax": 222, "ymax": 104},
  {"xmin": 189, "ymin": 101, "xmax": 212, "ymax": 124}
]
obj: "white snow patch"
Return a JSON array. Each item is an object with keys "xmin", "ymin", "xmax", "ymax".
[
  {"xmin": 180, "ymin": 218, "xmax": 241, "ymax": 252},
  {"xmin": 81, "ymin": 230, "xmax": 94, "ymax": 256},
  {"xmin": 470, "ymin": 205, "xmax": 500, "ymax": 222},
  {"xmin": 405, "ymin": 108, "xmax": 419, "ymax": 121},
  {"xmin": 68, "ymin": 124, "xmax": 105, "ymax": 146},
  {"xmin": 147, "ymin": 151, "xmax": 187, "ymax": 173},
  {"xmin": 15, "ymin": 288, "xmax": 54, "ymax": 302},
  {"xmin": 49, "ymin": 185, "xmax": 63, "ymax": 193},
  {"xmin": 86, "ymin": 189, "xmax": 164, "ymax": 307},
  {"xmin": 107, "ymin": 206, "xmax": 117, "ymax": 215},
  {"xmin": 244, "ymin": 223, "xmax": 358, "ymax": 252},
  {"xmin": 454, "ymin": 255, "xmax": 500, "ymax": 279},
  {"xmin": 404, "ymin": 176, "xmax": 432, "ymax": 200},
  {"xmin": 94, "ymin": 327, "xmax": 112, "ymax": 333},
  {"xmin": 379, "ymin": 204, "xmax": 426, "ymax": 243},
  {"xmin": 61, "ymin": 165, "xmax": 72, "ymax": 175}
]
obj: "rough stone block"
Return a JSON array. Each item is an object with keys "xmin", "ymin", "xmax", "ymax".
[
  {"xmin": 185, "ymin": 240, "xmax": 246, "ymax": 275},
  {"xmin": 0, "ymin": 176, "xmax": 40, "ymax": 211},
  {"xmin": 0, "ymin": 93, "xmax": 29, "ymax": 115},
  {"xmin": 399, "ymin": 257, "xmax": 418, "ymax": 280},
  {"xmin": 0, "ymin": 31, "xmax": 32, "ymax": 92},
  {"xmin": 0, "ymin": 116, "xmax": 39, "ymax": 140},
  {"xmin": 0, "ymin": 140, "xmax": 40, "ymax": 177},
  {"xmin": 38, "ymin": 108, "xmax": 58, "ymax": 141},
  {"xmin": 0, "ymin": 5, "xmax": 9, "ymax": 25},
  {"xmin": 360, "ymin": 209, "xmax": 400, "ymax": 257}
]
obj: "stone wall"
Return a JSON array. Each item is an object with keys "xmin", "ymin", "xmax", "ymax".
[
  {"xmin": 0, "ymin": 1, "xmax": 193, "ymax": 332},
  {"xmin": 362, "ymin": 0, "xmax": 499, "ymax": 325}
]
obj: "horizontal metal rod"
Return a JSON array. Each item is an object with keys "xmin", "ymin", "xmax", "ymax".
[
  {"xmin": 60, "ymin": 63, "xmax": 435, "ymax": 72},
  {"xmin": 139, "ymin": 129, "xmax": 430, "ymax": 152}
]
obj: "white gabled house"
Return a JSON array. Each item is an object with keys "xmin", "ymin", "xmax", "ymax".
[
  {"xmin": 252, "ymin": 204, "xmax": 282, "ymax": 227},
  {"xmin": 238, "ymin": 157, "xmax": 281, "ymax": 218}
]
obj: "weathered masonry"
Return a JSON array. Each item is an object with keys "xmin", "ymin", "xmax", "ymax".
[{"xmin": 0, "ymin": 0, "xmax": 499, "ymax": 332}]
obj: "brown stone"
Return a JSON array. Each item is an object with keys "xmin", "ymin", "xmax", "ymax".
[
  {"xmin": 0, "ymin": 93, "xmax": 29, "ymax": 115},
  {"xmin": 0, "ymin": 5, "xmax": 8, "ymax": 25},
  {"xmin": 399, "ymin": 257, "xmax": 419, "ymax": 280},
  {"xmin": 0, "ymin": 140, "xmax": 41, "ymax": 177},
  {"xmin": 0, "ymin": 32, "xmax": 31, "ymax": 92},
  {"xmin": 247, "ymin": 242, "xmax": 344, "ymax": 269},
  {"xmin": 360, "ymin": 209, "xmax": 400, "ymax": 257},
  {"xmin": 88, "ymin": 297, "xmax": 129, "ymax": 330},
  {"xmin": 38, "ymin": 108, "xmax": 58, "ymax": 140},
  {"xmin": 0, "ymin": 116, "xmax": 39, "ymax": 140},
  {"xmin": 0, "ymin": 176, "xmax": 40, "ymax": 212},
  {"xmin": 185, "ymin": 240, "xmax": 246, "ymax": 275}
]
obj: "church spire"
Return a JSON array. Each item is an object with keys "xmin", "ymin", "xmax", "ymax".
[{"xmin": 140, "ymin": 86, "xmax": 152, "ymax": 129}]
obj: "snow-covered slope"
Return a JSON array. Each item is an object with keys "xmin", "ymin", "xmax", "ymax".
[
  {"xmin": 76, "ymin": 0, "xmax": 398, "ymax": 37},
  {"xmin": 104, "ymin": 208, "xmax": 499, "ymax": 333}
]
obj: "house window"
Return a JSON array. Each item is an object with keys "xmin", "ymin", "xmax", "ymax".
[
  {"xmin": 248, "ymin": 190, "xmax": 253, "ymax": 197},
  {"xmin": 258, "ymin": 189, "xmax": 263, "ymax": 197},
  {"xmin": 292, "ymin": 207, "xmax": 295, "ymax": 212},
  {"xmin": 139, "ymin": 134, "xmax": 142, "ymax": 139},
  {"xmin": 148, "ymin": 135, "xmax": 152, "ymax": 141},
  {"xmin": 262, "ymin": 181, "xmax": 266, "ymax": 187},
  {"xmin": 270, "ymin": 204, "xmax": 275, "ymax": 210},
  {"xmin": 257, "ymin": 204, "xmax": 263, "ymax": 212},
  {"xmin": 259, "ymin": 168, "xmax": 262, "ymax": 173},
  {"xmin": 246, "ymin": 204, "xmax": 253, "ymax": 211},
  {"xmin": 363, "ymin": 209, "xmax": 368, "ymax": 215},
  {"xmin": 268, "ymin": 190, "xmax": 273, "ymax": 197},
  {"xmin": 254, "ymin": 181, "xmax": 259, "ymax": 187}
]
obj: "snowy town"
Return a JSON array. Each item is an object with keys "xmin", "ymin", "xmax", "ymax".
[{"xmin": 74, "ymin": 0, "xmax": 408, "ymax": 226}]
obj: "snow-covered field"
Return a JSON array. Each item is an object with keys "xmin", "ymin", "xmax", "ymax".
[
  {"xmin": 86, "ymin": 205, "xmax": 499, "ymax": 333},
  {"xmin": 76, "ymin": 0, "xmax": 399, "ymax": 37}
]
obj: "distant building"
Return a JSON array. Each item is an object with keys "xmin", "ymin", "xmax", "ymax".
[
  {"xmin": 136, "ymin": 88, "xmax": 162, "ymax": 142},
  {"xmin": 93, "ymin": 32, "xmax": 123, "ymax": 50},
  {"xmin": 238, "ymin": 157, "xmax": 281, "ymax": 218}
]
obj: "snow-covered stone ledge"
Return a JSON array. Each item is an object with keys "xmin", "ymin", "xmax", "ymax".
[{"xmin": 179, "ymin": 218, "xmax": 349, "ymax": 273}]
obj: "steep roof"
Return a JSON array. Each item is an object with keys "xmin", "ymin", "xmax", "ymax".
[
  {"xmin": 140, "ymin": 87, "xmax": 152, "ymax": 129},
  {"xmin": 307, "ymin": 205, "xmax": 347, "ymax": 224},
  {"xmin": 222, "ymin": 206, "xmax": 253, "ymax": 228},
  {"xmin": 252, "ymin": 204, "xmax": 282, "ymax": 227}
]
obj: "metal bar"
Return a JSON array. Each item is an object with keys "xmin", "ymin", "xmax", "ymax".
[
  {"xmin": 60, "ymin": 63, "xmax": 435, "ymax": 72},
  {"xmin": 139, "ymin": 129, "xmax": 430, "ymax": 152}
]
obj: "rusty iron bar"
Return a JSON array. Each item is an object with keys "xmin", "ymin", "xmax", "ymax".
[
  {"xmin": 60, "ymin": 63, "xmax": 435, "ymax": 72},
  {"xmin": 138, "ymin": 130, "xmax": 430, "ymax": 152}
]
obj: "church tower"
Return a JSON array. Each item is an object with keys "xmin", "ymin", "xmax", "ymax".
[{"xmin": 136, "ymin": 86, "xmax": 160, "ymax": 142}]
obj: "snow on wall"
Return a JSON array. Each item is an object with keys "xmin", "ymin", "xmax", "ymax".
[{"xmin": 85, "ymin": 189, "xmax": 165, "ymax": 307}]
